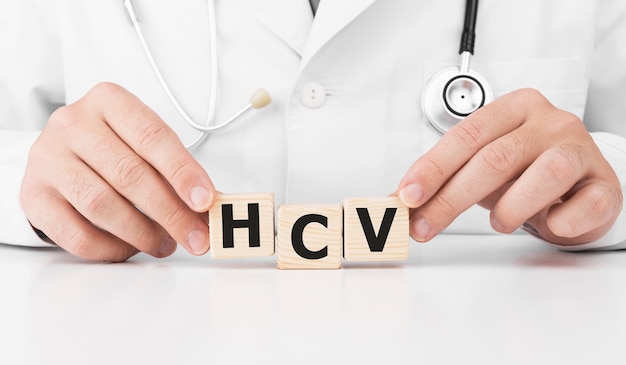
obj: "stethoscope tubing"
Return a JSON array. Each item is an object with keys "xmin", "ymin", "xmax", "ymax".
[{"xmin": 124, "ymin": 0, "xmax": 218, "ymax": 149}]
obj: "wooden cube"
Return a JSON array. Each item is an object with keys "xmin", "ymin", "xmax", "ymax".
[
  {"xmin": 276, "ymin": 204, "xmax": 343, "ymax": 270},
  {"xmin": 209, "ymin": 193, "xmax": 275, "ymax": 258},
  {"xmin": 343, "ymin": 196, "xmax": 409, "ymax": 261}
]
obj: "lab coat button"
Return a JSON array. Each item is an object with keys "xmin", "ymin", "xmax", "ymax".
[{"xmin": 300, "ymin": 82, "xmax": 326, "ymax": 108}]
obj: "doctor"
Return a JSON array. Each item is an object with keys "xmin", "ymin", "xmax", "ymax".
[{"xmin": 1, "ymin": 0, "xmax": 625, "ymax": 262}]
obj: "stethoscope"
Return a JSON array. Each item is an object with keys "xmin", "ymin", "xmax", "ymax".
[
  {"xmin": 123, "ymin": 0, "xmax": 272, "ymax": 150},
  {"xmin": 422, "ymin": 0, "xmax": 493, "ymax": 133},
  {"xmin": 124, "ymin": 0, "xmax": 491, "ymax": 149}
]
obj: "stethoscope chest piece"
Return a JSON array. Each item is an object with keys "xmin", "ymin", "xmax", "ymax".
[
  {"xmin": 422, "ymin": 65, "xmax": 493, "ymax": 133},
  {"xmin": 422, "ymin": 0, "xmax": 493, "ymax": 134}
]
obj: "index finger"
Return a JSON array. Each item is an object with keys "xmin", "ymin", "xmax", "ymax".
[
  {"xmin": 397, "ymin": 88, "xmax": 547, "ymax": 207},
  {"xmin": 87, "ymin": 82, "xmax": 215, "ymax": 212}
]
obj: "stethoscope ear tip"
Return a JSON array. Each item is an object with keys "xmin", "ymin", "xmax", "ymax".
[{"xmin": 250, "ymin": 88, "xmax": 272, "ymax": 109}]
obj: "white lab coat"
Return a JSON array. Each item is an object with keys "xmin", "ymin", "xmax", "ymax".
[{"xmin": 1, "ymin": 0, "xmax": 625, "ymax": 249}]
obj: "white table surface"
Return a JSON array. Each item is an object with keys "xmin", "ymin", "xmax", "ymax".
[{"xmin": 1, "ymin": 233, "xmax": 625, "ymax": 365}]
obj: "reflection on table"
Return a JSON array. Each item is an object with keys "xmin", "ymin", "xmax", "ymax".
[{"xmin": 1, "ymin": 233, "xmax": 625, "ymax": 365}]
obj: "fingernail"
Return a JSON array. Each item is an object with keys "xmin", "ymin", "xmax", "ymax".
[
  {"xmin": 158, "ymin": 236, "xmax": 177, "ymax": 257},
  {"xmin": 399, "ymin": 184, "xmax": 423, "ymax": 207},
  {"xmin": 190, "ymin": 186, "xmax": 212, "ymax": 210},
  {"xmin": 188, "ymin": 230, "xmax": 209, "ymax": 255},
  {"xmin": 412, "ymin": 218, "xmax": 431, "ymax": 241}
]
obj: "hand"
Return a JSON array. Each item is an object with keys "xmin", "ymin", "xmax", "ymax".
[
  {"xmin": 397, "ymin": 88, "xmax": 623, "ymax": 246},
  {"xmin": 20, "ymin": 82, "xmax": 216, "ymax": 261}
]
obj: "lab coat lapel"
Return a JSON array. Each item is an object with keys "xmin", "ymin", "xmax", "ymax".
[
  {"xmin": 235, "ymin": 0, "xmax": 313, "ymax": 57},
  {"xmin": 300, "ymin": 0, "xmax": 377, "ymax": 69}
]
